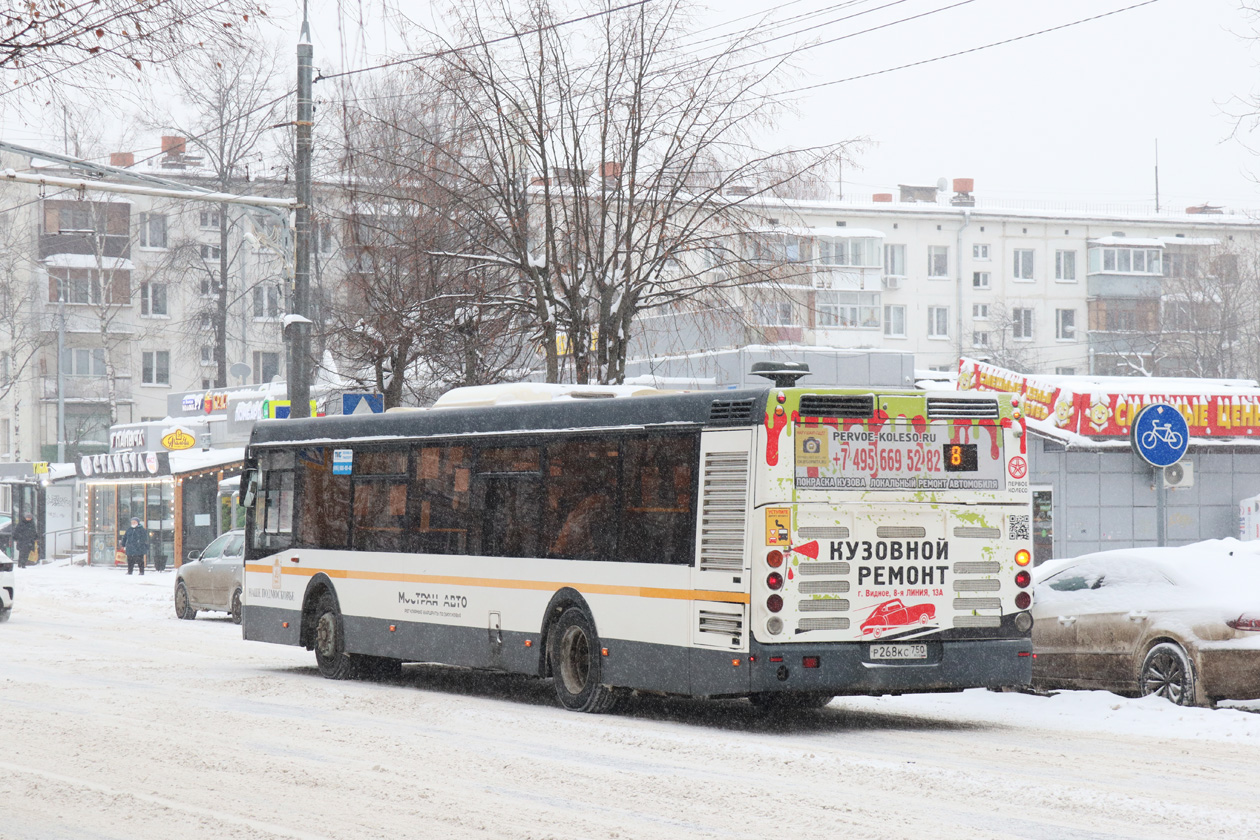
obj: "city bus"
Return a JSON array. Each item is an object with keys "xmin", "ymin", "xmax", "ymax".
[{"xmin": 240, "ymin": 372, "xmax": 1034, "ymax": 712}]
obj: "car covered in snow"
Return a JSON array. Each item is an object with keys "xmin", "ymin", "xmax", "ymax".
[
  {"xmin": 859, "ymin": 598, "xmax": 936, "ymax": 637},
  {"xmin": 174, "ymin": 529, "xmax": 245, "ymax": 624},
  {"xmin": 0, "ymin": 547, "xmax": 13, "ymax": 622},
  {"xmin": 1031, "ymin": 540, "xmax": 1260, "ymax": 705}
]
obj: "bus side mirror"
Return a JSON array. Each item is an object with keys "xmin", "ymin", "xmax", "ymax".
[{"xmin": 241, "ymin": 471, "xmax": 258, "ymax": 509}]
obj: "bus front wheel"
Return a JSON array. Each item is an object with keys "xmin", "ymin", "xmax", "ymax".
[
  {"xmin": 313, "ymin": 593, "xmax": 359, "ymax": 680},
  {"xmin": 549, "ymin": 607, "xmax": 618, "ymax": 714}
]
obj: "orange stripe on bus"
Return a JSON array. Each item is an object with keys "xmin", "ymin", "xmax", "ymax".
[{"xmin": 243, "ymin": 563, "xmax": 750, "ymax": 604}]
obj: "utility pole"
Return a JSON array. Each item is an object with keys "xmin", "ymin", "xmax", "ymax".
[
  {"xmin": 56, "ymin": 291, "xmax": 65, "ymax": 462},
  {"xmin": 288, "ymin": 1, "xmax": 314, "ymax": 418}
]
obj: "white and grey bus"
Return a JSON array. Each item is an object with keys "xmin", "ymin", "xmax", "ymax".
[{"xmin": 241, "ymin": 372, "xmax": 1034, "ymax": 712}]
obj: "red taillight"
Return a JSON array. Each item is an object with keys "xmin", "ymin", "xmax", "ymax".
[
  {"xmin": 1015, "ymin": 570, "xmax": 1031, "ymax": 588},
  {"xmin": 1227, "ymin": 614, "xmax": 1260, "ymax": 631},
  {"xmin": 767, "ymin": 594, "xmax": 783, "ymax": 613},
  {"xmin": 776, "ymin": 392, "xmax": 787, "ymax": 404},
  {"xmin": 802, "ymin": 656, "xmax": 820, "ymax": 669},
  {"xmin": 1015, "ymin": 591, "xmax": 1032, "ymax": 610},
  {"xmin": 766, "ymin": 572, "xmax": 783, "ymax": 590},
  {"xmin": 766, "ymin": 550, "xmax": 784, "ymax": 568}
]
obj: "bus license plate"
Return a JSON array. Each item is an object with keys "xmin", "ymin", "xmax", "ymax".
[{"xmin": 869, "ymin": 643, "xmax": 928, "ymax": 660}]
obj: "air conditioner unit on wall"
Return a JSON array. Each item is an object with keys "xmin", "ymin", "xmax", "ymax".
[
  {"xmin": 882, "ymin": 277, "xmax": 902, "ymax": 291},
  {"xmin": 1164, "ymin": 461, "xmax": 1194, "ymax": 489}
]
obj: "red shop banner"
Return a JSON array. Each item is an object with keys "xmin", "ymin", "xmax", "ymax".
[{"xmin": 957, "ymin": 357, "xmax": 1260, "ymax": 439}]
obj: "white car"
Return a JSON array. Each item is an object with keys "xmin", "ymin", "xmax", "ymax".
[
  {"xmin": 1, "ymin": 549, "xmax": 14, "ymax": 622},
  {"xmin": 174, "ymin": 530, "xmax": 245, "ymax": 623}
]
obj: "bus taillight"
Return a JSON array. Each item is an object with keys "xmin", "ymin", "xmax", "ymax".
[
  {"xmin": 767, "ymin": 594, "xmax": 783, "ymax": 613},
  {"xmin": 1015, "ymin": 549, "xmax": 1031, "ymax": 567},
  {"xmin": 766, "ymin": 550, "xmax": 784, "ymax": 568},
  {"xmin": 1015, "ymin": 570, "xmax": 1031, "ymax": 588},
  {"xmin": 1015, "ymin": 591, "xmax": 1032, "ymax": 610},
  {"xmin": 766, "ymin": 572, "xmax": 783, "ymax": 590}
]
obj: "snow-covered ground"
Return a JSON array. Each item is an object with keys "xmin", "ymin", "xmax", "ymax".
[{"xmin": 3, "ymin": 562, "xmax": 1260, "ymax": 839}]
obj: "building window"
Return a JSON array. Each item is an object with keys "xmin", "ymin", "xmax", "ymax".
[
  {"xmin": 200, "ymin": 244, "xmax": 220, "ymax": 260},
  {"xmin": 928, "ymin": 246, "xmax": 949, "ymax": 278},
  {"xmin": 1012, "ymin": 308, "xmax": 1034, "ymax": 340},
  {"xmin": 200, "ymin": 210, "xmax": 221, "ymax": 229},
  {"xmin": 253, "ymin": 351, "xmax": 280, "ymax": 385},
  {"xmin": 199, "ymin": 313, "xmax": 213, "ymax": 331},
  {"xmin": 1055, "ymin": 366, "xmax": 1076, "ymax": 375},
  {"xmin": 1013, "ymin": 249, "xmax": 1035, "ymax": 281},
  {"xmin": 927, "ymin": 306, "xmax": 950, "ymax": 338},
  {"xmin": 816, "ymin": 292, "xmax": 880, "ymax": 329},
  {"xmin": 819, "ymin": 237, "xmax": 879, "ymax": 267},
  {"xmin": 972, "ymin": 271, "xmax": 990, "ymax": 290},
  {"xmin": 754, "ymin": 301, "xmax": 794, "ymax": 326},
  {"xmin": 973, "ymin": 244, "xmax": 990, "ymax": 260},
  {"xmin": 1090, "ymin": 247, "xmax": 1162, "ymax": 275},
  {"xmin": 201, "ymin": 346, "xmax": 215, "ymax": 366},
  {"xmin": 973, "ymin": 331, "xmax": 990, "ymax": 348},
  {"xmin": 253, "ymin": 285, "xmax": 282, "ymax": 319},
  {"xmin": 884, "ymin": 304, "xmax": 906, "ymax": 337},
  {"xmin": 61, "ymin": 347, "xmax": 107, "ymax": 377},
  {"xmin": 140, "ymin": 282, "xmax": 167, "ymax": 316},
  {"xmin": 137, "ymin": 213, "xmax": 167, "ymax": 249},
  {"xmin": 1056, "ymin": 309, "xmax": 1076, "ymax": 341},
  {"xmin": 315, "ymin": 220, "xmax": 334, "ymax": 253},
  {"xmin": 1107, "ymin": 309, "xmax": 1136, "ymax": 331},
  {"xmin": 883, "ymin": 243, "xmax": 906, "ymax": 277},
  {"xmin": 142, "ymin": 350, "xmax": 170, "ymax": 386},
  {"xmin": 973, "ymin": 303, "xmax": 989, "ymax": 320},
  {"xmin": 1055, "ymin": 249, "xmax": 1077, "ymax": 281}
]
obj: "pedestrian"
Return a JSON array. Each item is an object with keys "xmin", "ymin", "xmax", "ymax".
[
  {"xmin": 119, "ymin": 517, "xmax": 149, "ymax": 576},
  {"xmin": 12, "ymin": 512, "xmax": 37, "ymax": 569}
]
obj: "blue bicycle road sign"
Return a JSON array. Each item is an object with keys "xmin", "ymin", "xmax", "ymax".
[{"xmin": 1130, "ymin": 403, "xmax": 1189, "ymax": 468}]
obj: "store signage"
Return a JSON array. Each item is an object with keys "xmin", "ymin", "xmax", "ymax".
[
  {"xmin": 110, "ymin": 428, "xmax": 148, "ymax": 451},
  {"xmin": 332, "ymin": 449, "xmax": 353, "ymax": 475},
  {"xmin": 959, "ymin": 357, "xmax": 1260, "ymax": 439},
  {"xmin": 161, "ymin": 427, "xmax": 197, "ymax": 451},
  {"xmin": 235, "ymin": 399, "xmax": 265, "ymax": 423},
  {"xmin": 76, "ymin": 451, "xmax": 171, "ymax": 479}
]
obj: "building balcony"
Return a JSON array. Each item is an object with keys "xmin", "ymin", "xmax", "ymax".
[
  {"xmin": 41, "ymin": 375, "xmax": 133, "ymax": 403},
  {"xmin": 39, "ymin": 231, "xmax": 131, "ymax": 261}
]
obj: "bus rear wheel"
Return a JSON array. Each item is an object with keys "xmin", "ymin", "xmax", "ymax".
[
  {"xmin": 549, "ymin": 607, "xmax": 618, "ymax": 713},
  {"xmin": 313, "ymin": 593, "xmax": 359, "ymax": 680}
]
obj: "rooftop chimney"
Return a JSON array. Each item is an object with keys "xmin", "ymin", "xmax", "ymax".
[
  {"xmin": 110, "ymin": 152, "xmax": 135, "ymax": 168},
  {"xmin": 161, "ymin": 136, "xmax": 186, "ymax": 157},
  {"xmin": 950, "ymin": 177, "xmax": 975, "ymax": 207}
]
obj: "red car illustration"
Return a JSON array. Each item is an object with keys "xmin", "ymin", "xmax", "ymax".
[{"xmin": 860, "ymin": 598, "xmax": 936, "ymax": 637}]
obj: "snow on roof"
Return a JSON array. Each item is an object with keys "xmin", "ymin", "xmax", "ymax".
[
  {"xmin": 1160, "ymin": 236, "xmax": 1220, "ymax": 246},
  {"xmin": 43, "ymin": 254, "xmax": 134, "ymax": 270},
  {"xmin": 169, "ymin": 447, "xmax": 245, "ymax": 474},
  {"xmin": 756, "ymin": 226, "xmax": 885, "ymax": 239},
  {"xmin": 1087, "ymin": 236, "xmax": 1166, "ymax": 247},
  {"xmin": 432, "ymin": 382, "xmax": 665, "ymax": 408}
]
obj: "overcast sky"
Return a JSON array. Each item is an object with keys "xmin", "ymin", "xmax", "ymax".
[{"xmin": 7, "ymin": 0, "xmax": 1257, "ymax": 212}]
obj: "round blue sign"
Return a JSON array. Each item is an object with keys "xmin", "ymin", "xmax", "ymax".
[{"xmin": 1130, "ymin": 403, "xmax": 1189, "ymax": 468}]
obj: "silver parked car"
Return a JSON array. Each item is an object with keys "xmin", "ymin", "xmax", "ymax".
[
  {"xmin": 1, "ymin": 548, "xmax": 14, "ymax": 622},
  {"xmin": 174, "ymin": 529, "xmax": 245, "ymax": 624}
]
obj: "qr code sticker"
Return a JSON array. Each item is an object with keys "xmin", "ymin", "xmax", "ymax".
[{"xmin": 1009, "ymin": 514, "xmax": 1030, "ymax": 542}]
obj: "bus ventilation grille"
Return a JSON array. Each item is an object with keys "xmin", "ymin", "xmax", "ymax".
[
  {"xmin": 953, "ymin": 615, "xmax": 1002, "ymax": 628},
  {"xmin": 953, "ymin": 561, "xmax": 1001, "ymax": 575},
  {"xmin": 697, "ymin": 608, "xmax": 744, "ymax": 645},
  {"xmin": 698, "ymin": 451, "xmax": 750, "ymax": 572},
  {"xmin": 954, "ymin": 579, "xmax": 1001, "ymax": 592},
  {"xmin": 799, "ymin": 599, "xmax": 850, "ymax": 612},
  {"xmin": 798, "ymin": 395, "xmax": 874, "ymax": 418},
  {"xmin": 926, "ymin": 397, "xmax": 1000, "ymax": 419},
  {"xmin": 798, "ymin": 526, "xmax": 849, "ymax": 540},
  {"xmin": 797, "ymin": 617, "xmax": 849, "ymax": 631},
  {"xmin": 954, "ymin": 598, "xmax": 1002, "ymax": 611},
  {"xmin": 708, "ymin": 399, "xmax": 756, "ymax": 424},
  {"xmin": 798, "ymin": 580, "xmax": 850, "ymax": 594},
  {"xmin": 953, "ymin": 527, "xmax": 1002, "ymax": 540},
  {"xmin": 797, "ymin": 562, "xmax": 849, "ymax": 576}
]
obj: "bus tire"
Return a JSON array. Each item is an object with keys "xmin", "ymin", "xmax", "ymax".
[
  {"xmin": 549, "ymin": 607, "xmax": 618, "ymax": 714},
  {"xmin": 230, "ymin": 588, "xmax": 243, "ymax": 625},
  {"xmin": 748, "ymin": 692, "xmax": 833, "ymax": 713},
  {"xmin": 313, "ymin": 593, "xmax": 359, "ymax": 680}
]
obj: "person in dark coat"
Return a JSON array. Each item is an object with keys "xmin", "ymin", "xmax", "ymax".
[
  {"xmin": 119, "ymin": 517, "xmax": 149, "ymax": 575},
  {"xmin": 12, "ymin": 512, "xmax": 37, "ymax": 568}
]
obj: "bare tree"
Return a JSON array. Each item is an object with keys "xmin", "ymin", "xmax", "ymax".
[
  {"xmin": 1, "ymin": 0, "xmax": 263, "ymax": 97},
  {"xmin": 380, "ymin": 0, "xmax": 846, "ymax": 385},
  {"xmin": 970, "ymin": 301, "xmax": 1040, "ymax": 374},
  {"xmin": 0, "ymin": 208, "xmax": 49, "ymax": 458}
]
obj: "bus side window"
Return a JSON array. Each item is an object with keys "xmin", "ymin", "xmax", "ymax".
[
  {"xmin": 296, "ymin": 448, "xmax": 350, "ymax": 549},
  {"xmin": 253, "ymin": 450, "xmax": 296, "ymax": 551},
  {"xmin": 620, "ymin": 435, "xmax": 697, "ymax": 564},
  {"xmin": 413, "ymin": 445, "xmax": 474, "ymax": 555},
  {"xmin": 472, "ymin": 446, "xmax": 541, "ymax": 559},
  {"xmin": 545, "ymin": 439, "xmax": 619, "ymax": 561}
]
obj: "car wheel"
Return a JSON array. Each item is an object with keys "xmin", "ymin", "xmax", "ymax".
[
  {"xmin": 230, "ymin": 588, "xmax": 243, "ymax": 625},
  {"xmin": 174, "ymin": 582, "xmax": 197, "ymax": 620},
  {"xmin": 1139, "ymin": 642, "xmax": 1196, "ymax": 706},
  {"xmin": 312, "ymin": 593, "xmax": 360, "ymax": 680},
  {"xmin": 548, "ymin": 607, "xmax": 618, "ymax": 713},
  {"xmin": 0, "ymin": 606, "xmax": 10, "ymax": 623},
  {"xmin": 748, "ymin": 692, "xmax": 833, "ymax": 713}
]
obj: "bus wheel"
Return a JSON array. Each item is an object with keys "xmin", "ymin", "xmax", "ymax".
[
  {"xmin": 748, "ymin": 693, "xmax": 833, "ymax": 713},
  {"xmin": 313, "ymin": 594, "xmax": 359, "ymax": 680},
  {"xmin": 230, "ymin": 588, "xmax": 243, "ymax": 625},
  {"xmin": 549, "ymin": 607, "xmax": 618, "ymax": 713}
]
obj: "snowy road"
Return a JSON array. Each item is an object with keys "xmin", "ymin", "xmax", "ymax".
[{"xmin": 3, "ymin": 563, "xmax": 1259, "ymax": 840}]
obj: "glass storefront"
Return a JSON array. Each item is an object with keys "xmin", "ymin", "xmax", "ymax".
[{"xmin": 87, "ymin": 480, "xmax": 174, "ymax": 568}]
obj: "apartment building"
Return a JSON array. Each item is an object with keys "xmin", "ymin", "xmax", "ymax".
[
  {"xmin": 732, "ymin": 182, "xmax": 1260, "ymax": 377},
  {"xmin": 0, "ymin": 142, "xmax": 340, "ymax": 462}
]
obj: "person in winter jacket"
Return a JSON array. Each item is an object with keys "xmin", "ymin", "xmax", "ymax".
[
  {"xmin": 119, "ymin": 517, "xmax": 149, "ymax": 575},
  {"xmin": 12, "ymin": 512, "xmax": 37, "ymax": 568}
]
